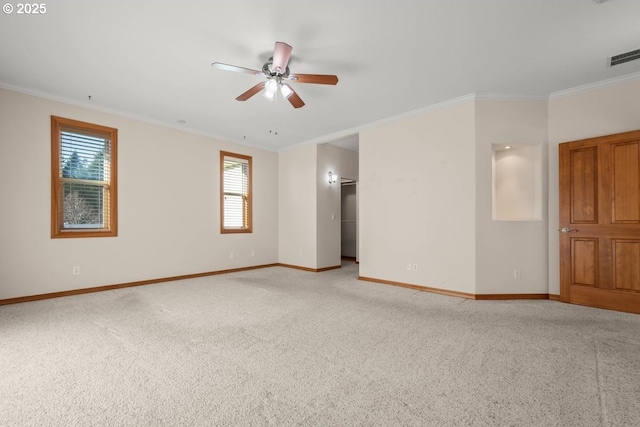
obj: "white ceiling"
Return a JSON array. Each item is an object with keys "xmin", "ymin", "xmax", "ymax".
[{"xmin": 1, "ymin": 0, "xmax": 640, "ymax": 152}]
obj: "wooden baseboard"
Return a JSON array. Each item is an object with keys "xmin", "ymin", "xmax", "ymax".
[
  {"xmin": 359, "ymin": 276, "xmax": 558, "ymax": 301},
  {"xmin": 475, "ymin": 294, "xmax": 550, "ymax": 300},
  {"xmin": 358, "ymin": 276, "xmax": 475, "ymax": 300},
  {"xmin": 0, "ymin": 263, "xmax": 343, "ymax": 306},
  {"xmin": 0, "ymin": 263, "xmax": 279, "ymax": 306},
  {"xmin": 277, "ymin": 263, "xmax": 341, "ymax": 273},
  {"xmin": 0, "ymin": 265, "xmax": 561, "ymax": 307}
]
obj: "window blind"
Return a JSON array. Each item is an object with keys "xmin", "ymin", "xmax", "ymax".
[
  {"xmin": 223, "ymin": 156, "xmax": 250, "ymax": 229},
  {"xmin": 60, "ymin": 126, "xmax": 111, "ymax": 229}
]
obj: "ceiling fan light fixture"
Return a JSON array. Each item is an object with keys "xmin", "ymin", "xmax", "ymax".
[
  {"xmin": 263, "ymin": 79, "xmax": 278, "ymax": 101},
  {"xmin": 263, "ymin": 89, "xmax": 275, "ymax": 101},
  {"xmin": 265, "ymin": 78, "xmax": 278, "ymax": 94},
  {"xmin": 280, "ymin": 83, "xmax": 293, "ymax": 99}
]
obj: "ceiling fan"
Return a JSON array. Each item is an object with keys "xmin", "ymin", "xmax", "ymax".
[{"xmin": 211, "ymin": 41, "xmax": 339, "ymax": 108}]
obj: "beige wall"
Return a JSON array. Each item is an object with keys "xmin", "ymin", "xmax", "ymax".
[
  {"xmin": 4, "ymin": 75, "xmax": 640, "ymax": 301},
  {"xmin": 278, "ymin": 143, "xmax": 317, "ymax": 268},
  {"xmin": 475, "ymin": 99, "xmax": 548, "ymax": 295},
  {"xmin": 278, "ymin": 142, "xmax": 359, "ymax": 270},
  {"xmin": 547, "ymin": 78, "xmax": 640, "ymax": 295},
  {"xmin": 0, "ymin": 88, "xmax": 279, "ymax": 299},
  {"xmin": 359, "ymin": 102, "xmax": 477, "ymax": 294},
  {"xmin": 358, "ymin": 80, "xmax": 640, "ymax": 296}
]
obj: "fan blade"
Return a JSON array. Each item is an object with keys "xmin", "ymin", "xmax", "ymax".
[
  {"xmin": 288, "ymin": 73, "xmax": 339, "ymax": 85},
  {"xmin": 272, "ymin": 42, "xmax": 293, "ymax": 74},
  {"xmin": 286, "ymin": 88, "xmax": 305, "ymax": 109},
  {"xmin": 212, "ymin": 62, "xmax": 263, "ymax": 76},
  {"xmin": 236, "ymin": 82, "xmax": 266, "ymax": 101}
]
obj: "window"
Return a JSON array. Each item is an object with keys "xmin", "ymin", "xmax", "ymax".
[
  {"xmin": 220, "ymin": 151, "xmax": 252, "ymax": 233},
  {"xmin": 51, "ymin": 116, "xmax": 117, "ymax": 238}
]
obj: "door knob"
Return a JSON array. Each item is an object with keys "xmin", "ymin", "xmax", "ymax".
[{"xmin": 560, "ymin": 227, "xmax": 579, "ymax": 233}]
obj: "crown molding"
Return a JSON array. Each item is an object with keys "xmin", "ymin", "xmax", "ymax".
[
  {"xmin": 360, "ymin": 93, "xmax": 477, "ymax": 128},
  {"xmin": 550, "ymin": 71, "xmax": 640, "ymax": 99},
  {"xmin": 474, "ymin": 93, "xmax": 549, "ymax": 101},
  {"xmin": 292, "ymin": 93, "xmax": 477, "ymax": 150},
  {"xmin": 7, "ymin": 69, "xmax": 640, "ymax": 155},
  {"xmin": 0, "ymin": 82, "xmax": 277, "ymax": 152},
  {"xmin": 295, "ymin": 93, "xmax": 553, "ymax": 150}
]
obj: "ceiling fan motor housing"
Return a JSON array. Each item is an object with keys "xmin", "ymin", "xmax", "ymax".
[{"xmin": 262, "ymin": 59, "xmax": 290, "ymax": 78}]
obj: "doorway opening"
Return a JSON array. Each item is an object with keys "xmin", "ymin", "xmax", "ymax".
[{"xmin": 341, "ymin": 179, "xmax": 358, "ymax": 266}]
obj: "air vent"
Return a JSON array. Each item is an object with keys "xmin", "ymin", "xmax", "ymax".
[{"xmin": 609, "ymin": 48, "xmax": 640, "ymax": 67}]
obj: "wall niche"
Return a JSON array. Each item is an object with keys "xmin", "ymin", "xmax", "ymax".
[{"xmin": 492, "ymin": 144, "xmax": 542, "ymax": 221}]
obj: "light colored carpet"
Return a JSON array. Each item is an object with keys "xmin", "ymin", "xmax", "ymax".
[{"xmin": 2, "ymin": 262, "xmax": 640, "ymax": 426}]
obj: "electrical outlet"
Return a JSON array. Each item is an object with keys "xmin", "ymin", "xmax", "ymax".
[
  {"xmin": 407, "ymin": 264, "xmax": 412, "ymax": 271},
  {"xmin": 513, "ymin": 269, "xmax": 521, "ymax": 279},
  {"xmin": 72, "ymin": 266, "xmax": 80, "ymax": 275},
  {"xmin": 412, "ymin": 264, "xmax": 418, "ymax": 271}
]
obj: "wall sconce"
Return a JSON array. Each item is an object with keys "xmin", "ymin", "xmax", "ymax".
[{"xmin": 328, "ymin": 171, "xmax": 338, "ymax": 184}]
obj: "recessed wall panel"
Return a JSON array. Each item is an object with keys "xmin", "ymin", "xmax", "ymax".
[
  {"xmin": 570, "ymin": 147, "xmax": 598, "ymax": 224},
  {"xmin": 572, "ymin": 238, "xmax": 598, "ymax": 287},
  {"xmin": 612, "ymin": 142, "xmax": 640, "ymax": 223},
  {"xmin": 613, "ymin": 240, "xmax": 640, "ymax": 292}
]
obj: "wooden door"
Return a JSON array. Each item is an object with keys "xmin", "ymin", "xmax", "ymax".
[{"xmin": 559, "ymin": 130, "xmax": 640, "ymax": 315}]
